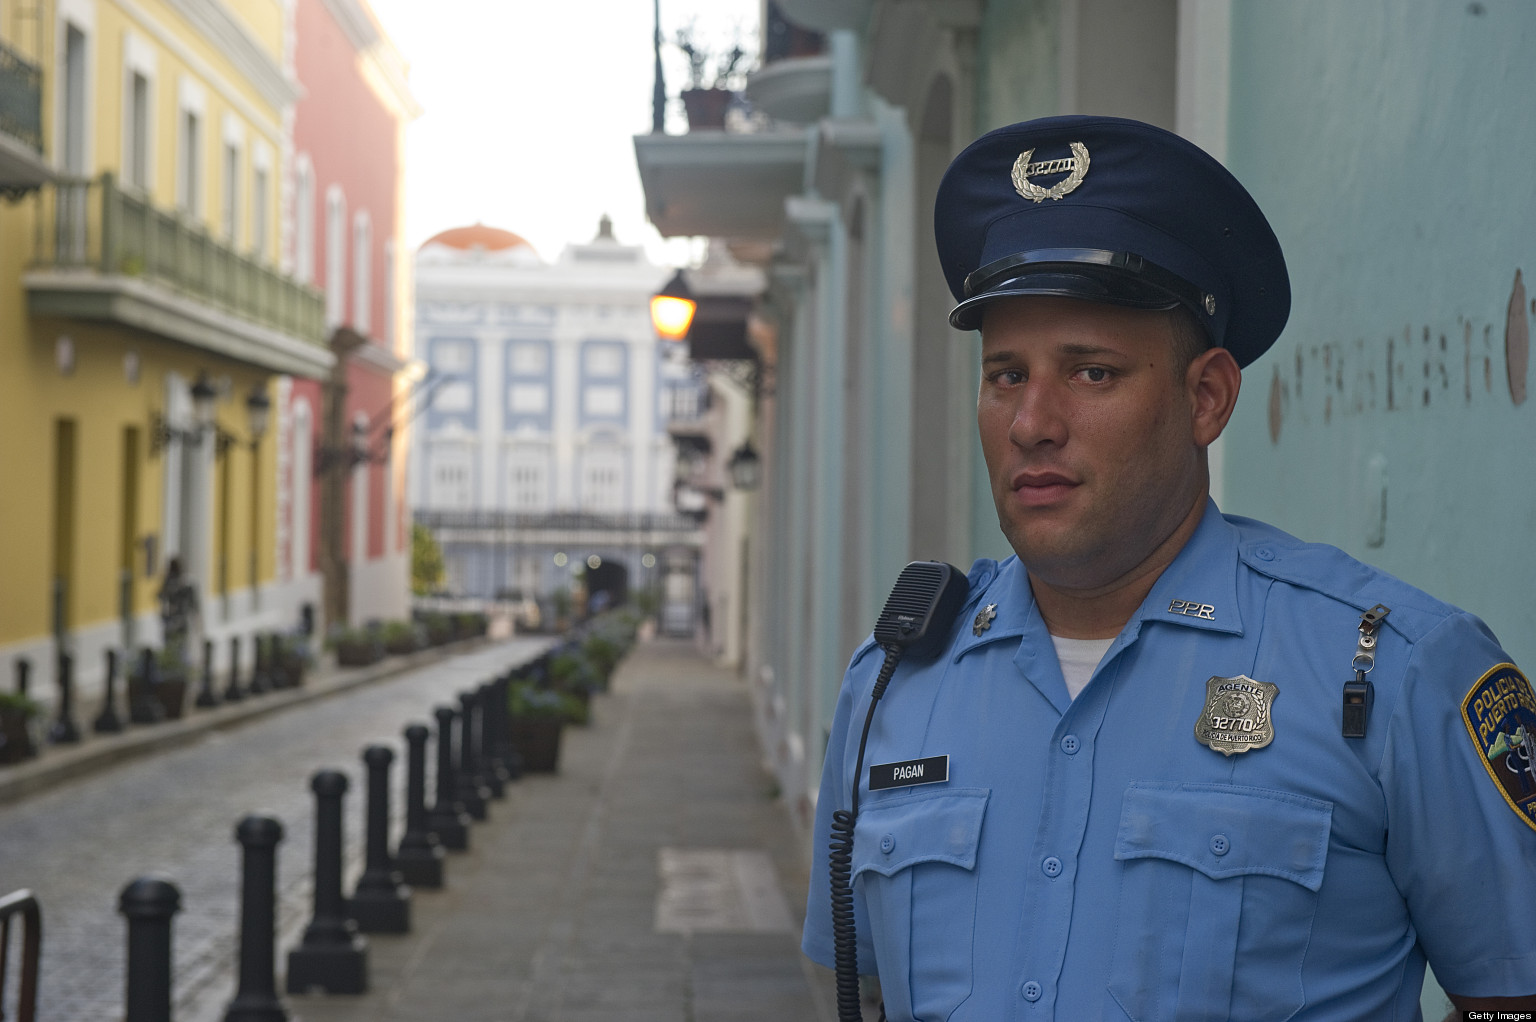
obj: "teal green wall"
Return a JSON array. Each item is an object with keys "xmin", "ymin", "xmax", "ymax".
[
  {"xmin": 976, "ymin": 0, "xmax": 1061, "ymax": 132},
  {"xmin": 1222, "ymin": 0, "xmax": 1536, "ymax": 667}
]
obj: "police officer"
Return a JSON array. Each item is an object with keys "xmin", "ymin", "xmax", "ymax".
[{"xmin": 802, "ymin": 115, "xmax": 1536, "ymax": 1020}]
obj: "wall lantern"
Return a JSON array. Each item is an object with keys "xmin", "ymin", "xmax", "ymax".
[
  {"xmin": 650, "ymin": 269, "xmax": 697, "ymax": 341},
  {"xmin": 245, "ymin": 385, "xmax": 271, "ymax": 445},
  {"xmin": 190, "ymin": 372, "xmax": 218, "ymax": 430},
  {"xmin": 726, "ymin": 440, "xmax": 762, "ymax": 491}
]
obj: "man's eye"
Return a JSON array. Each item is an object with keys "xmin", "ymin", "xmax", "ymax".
[{"xmin": 1079, "ymin": 367, "xmax": 1111, "ymax": 383}]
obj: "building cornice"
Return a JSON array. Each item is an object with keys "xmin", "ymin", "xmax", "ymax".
[
  {"xmin": 321, "ymin": 0, "xmax": 423, "ymax": 118},
  {"xmin": 165, "ymin": 0, "xmax": 302, "ymax": 108}
]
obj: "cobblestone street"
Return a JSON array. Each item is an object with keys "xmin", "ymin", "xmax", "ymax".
[{"xmin": 0, "ymin": 637, "xmax": 547, "ymax": 1022}]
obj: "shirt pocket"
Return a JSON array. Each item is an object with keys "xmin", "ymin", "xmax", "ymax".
[
  {"xmin": 852, "ymin": 787, "xmax": 989, "ymax": 1022},
  {"xmin": 1108, "ymin": 782, "xmax": 1332, "ymax": 1022}
]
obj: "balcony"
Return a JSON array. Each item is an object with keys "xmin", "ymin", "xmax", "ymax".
[
  {"xmin": 0, "ymin": 37, "xmax": 50, "ymax": 196},
  {"xmin": 25, "ymin": 173, "xmax": 332, "ymax": 378}
]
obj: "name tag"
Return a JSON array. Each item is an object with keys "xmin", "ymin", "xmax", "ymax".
[{"xmin": 868, "ymin": 755, "xmax": 950, "ymax": 791}]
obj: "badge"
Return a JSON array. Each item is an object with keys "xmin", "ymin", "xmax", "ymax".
[
  {"xmin": 1461, "ymin": 663, "xmax": 1536, "ymax": 832},
  {"xmin": 1194, "ymin": 675, "xmax": 1279, "ymax": 756},
  {"xmin": 869, "ymin": 755, "xmax": 950, "ymax": 791},
  {"xmin": 1011, "ymin": 142, "xmax": 1090, "ymax": 203},
  {"xmin": 972, "ymin": 604, "xmax": 997, "ymax": 636}
]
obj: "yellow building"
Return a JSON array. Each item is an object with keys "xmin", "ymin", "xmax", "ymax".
[{"xmin": 0, "ymin": 0, "xmax": 330, "ymax": 705}]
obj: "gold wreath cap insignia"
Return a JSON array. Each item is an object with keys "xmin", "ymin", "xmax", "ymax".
[{"xmin": 1011, "ymin": 142, "xmax": 1091, "ymax": 203}]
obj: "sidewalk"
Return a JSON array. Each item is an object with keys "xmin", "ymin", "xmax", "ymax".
[
  {"xmin": 0, "ymin": 634, "xmax": 502, "ymax": 809},
  {"xmin": 290, "ymin": 637, "xmax": 838, "ymax": 1022}
]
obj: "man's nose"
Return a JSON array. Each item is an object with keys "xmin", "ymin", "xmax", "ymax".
[{"xmin": 1008, "ymin": 380, "xmax": 1068, "ymax": 448}]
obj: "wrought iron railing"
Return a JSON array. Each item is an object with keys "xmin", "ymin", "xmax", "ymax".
[
  {"xmin": 32, "ymin": 173, "xmax": 326, "ymax": 345},
  {"xmin": 0, "ymin": 37, "xmax": 43, "ymax": 153},
  {"xmin": 0, "ymin": 889, "xmax": 42, "ymax": 1022},
  {"xmin": 414, "ymin": 509, "xmax": 702, "ymax": 534}
]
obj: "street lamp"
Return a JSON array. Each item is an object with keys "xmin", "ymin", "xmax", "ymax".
[
  {"xmin": 726, "ymin": 440, "xmax": 761, "ymax": 491},
  {"xmin": 245, "ymin": 385, "xmax": 270, "ymax": 444},
  {"xmin": 190, "ymin": 372, "xmax": 218, "ymax": 430},
  {"xmin": 246, "ymin": 383, "xmax": 270, "ymax": 605},
  {"xmin": 651, "ymin": 269, "xmax": 697, "ymax": 341}
]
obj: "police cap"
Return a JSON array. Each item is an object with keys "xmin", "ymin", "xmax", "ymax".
[{"xmin": 935, "ymin": 115, "xmax": 1290, "ymax": 368}]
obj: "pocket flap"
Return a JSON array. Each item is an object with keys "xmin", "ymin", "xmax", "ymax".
[
  {"xmin": 1114, "ymin": 782, "xmax": 1332, "ymax": 891},
  {"xmin": 852, "ymin": 788, "xmax": 989, "ymax": 879}
]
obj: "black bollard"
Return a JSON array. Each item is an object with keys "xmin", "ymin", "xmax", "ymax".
[
  {"xmin": 49, "ymin": 651, "xmax": 81, "ymax": 743},
  {"xmin": 492, "ymin": 673, "xmax": 523, "ymax": 781},
  {"xmin": 347, "ymin": 746, "xmax": 411, "ymax": 932},
  {"xmin": 195, "ymin": 638, "xmax": 219, "ymax": 709},
  {"xmin": 425, "ymin": 707, "xmax": 470, "ymax": 851},
  {"xmin": 478, "ymin": 681, "xmax": 512, "ymax": 794},
  {"xmin": 454, "ymin": 692, "xmax": 489, "ymax": 821},
  {"xmin": 120, "ymin": 876, "xmax": 181, "ymax": 1022},
  {"xmin": 224, "ymin": 636, "xmax": 245, "ymax": 703},
  {"xmin": 286, "ymin": 770, "xmax": 367, "ymax": 994},
  {"xmin": 394, "ymin": 724, "xmax": 444, "ymax": 888},
  {"xmin": 95, "ymin": 648, "xmax": 125, "ymax": 734},
  {"xmin": 14, "ymin": 655, "xmax": 29, "ymax": 698},
  {"xmin": 253, "ymin": 634, "xmax": 271, "ymax": 692},
  {"xmin": 130, "ymin": 647, "xmax": 164, "ymax": 725},
  {"xmin": 223, "ymin": 815, "xmax": 288, "ymax": 1022}
]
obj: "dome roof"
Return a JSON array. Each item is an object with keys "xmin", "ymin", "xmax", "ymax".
[{"xmin": 421, "ymin": 223, "xmax": 535, "ymax": 254}]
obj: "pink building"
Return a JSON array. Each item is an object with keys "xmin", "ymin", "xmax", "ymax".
[{"xmin": 277, "ymin": 0, "xmax": 419, "ymax": 632}]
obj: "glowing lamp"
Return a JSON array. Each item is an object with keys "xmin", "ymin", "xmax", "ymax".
[{"xmin": 650, "ymin": 269, "xmax": 697, "ymax": 341}]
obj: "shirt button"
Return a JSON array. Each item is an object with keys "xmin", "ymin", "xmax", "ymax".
[
  {"xmin": 879, "ymin": 834, "xmax": 895, "ymax": 855},
  {"xmin": 1059, "ymin": 734, "xmax": 1079, "ymax": 755},
  {"xmin": 1041, "ymin": 856, "xmax": 1062, "ymax": 877},
  {"xmin": 1021, "ymin": 980, "xmax": 1042, "ymax": 1001},
  {"xmin": 1254, "ymin": 546, "xmax": 1275, "ymax": 561},
  {"xmin": 1210, "ymin": 834, "xmax": 1230, "ymax": 856}
]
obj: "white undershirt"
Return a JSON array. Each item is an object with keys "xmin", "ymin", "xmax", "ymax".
[{"xmin": 1050, "ymin": 634, "xmax": 1117, "ymax": 700}]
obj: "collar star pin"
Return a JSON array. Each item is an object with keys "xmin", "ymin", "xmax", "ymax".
[{"xmin": 973, "ymin": 604, "xmax": 997, "ymax": 636}]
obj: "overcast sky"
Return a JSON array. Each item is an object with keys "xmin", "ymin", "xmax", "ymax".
[{"xmin": 365, "ymin": 0, "xmax": 759, "ymax": 266}]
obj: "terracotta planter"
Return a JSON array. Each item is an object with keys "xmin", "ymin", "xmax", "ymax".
[
  {"xmin": 508, "ymin": 716, "xmax": 564, "ymax": 773},
  {"xmin": 0, "ymin": 707, "xmax": 37, "ymax": 765},
  {"xmin": 682, "ymin": 87, "xmax": 733, "ymax": 130},
  {"xmin": 156, "ymin": 676, "xmax": 188, "ymax": 720}
]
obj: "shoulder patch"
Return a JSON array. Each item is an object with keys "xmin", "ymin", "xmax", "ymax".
[{"xmin": 1461, "ymin": 663, "xmax": 1536, "ymax": 833}]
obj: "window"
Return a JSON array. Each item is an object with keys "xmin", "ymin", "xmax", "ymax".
[
  {"xmin": 432, "ymin": 339, "xmax": 472, "ymax": 373},
  {"xmin": 251, "ymin": 147, "xmax": 271, "ymax": 263},
  {"xmin": 176, "ymin": 78, "xmax": 206, "ymax": 217},
  {"xmin": 584, "ymin": 344, "xmax": 624, "ymax": 376},
  {"xmin": 511, "ymin": 342, "xmax": 548, "ymax": 375},
  {"xmin": 125, "ymin": 71, "xmax": 150, "ymax": 190},
  {"xmin": 434, "ymin": 381, "xmax": 473, "ymax": 412},
  {"xmin": 581, "ymin": 447, "xmax": 626, "ymax": 512},
  {"xmin": 583, "ymin": 385, "xmax": 623, "ymax": 418},
  {"xmin": 324, "ymin": 185, "xmax": 346, "ymax": 327},
  {"xmin": 429, "ymin": 451, "xmax": 472, "ymax": 509},
  {"xmin": 507, "ymin": 449, "xmax": 548, "ymax": 510},
  {"xmin": 352, "ymin": 210, "xmax": 371, "ymax": 334},
  {"xmin": 221, "ymin": 141, "xmax": 239, "ymax": 243},
  {"xmin": 382, "ymin": 240, "xmax": 395, "ymax": 345},
  {"xmin": 293, "ymin": 155, "xmax": 314, "ymax": 282},
  {"xmin": 508, "ymin": 384, "xmax": 547, "ymax": 414}
]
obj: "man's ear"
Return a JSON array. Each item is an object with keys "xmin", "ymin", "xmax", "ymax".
[{"xmin": 1188, "ymin": 346, "xmax": 1242, "ymax": 449}]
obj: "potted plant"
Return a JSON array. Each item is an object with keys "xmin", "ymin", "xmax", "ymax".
[
  {"xmin": 332, "ymin": 627, "xmax": 384, "ymax": 667},
  {"xmin": 273, "ymin": 634, "xmax": 311, "ymax": 686},
  {"xmin": 0, "ymin": 691, "xmax": 40, "ymax": 765},
  {"xmin": 506, "ymin": 682, "xmax": 584, "ymax": 772},
  {"xmin": 422, "ymin": 611, "xmax": 453, "ymax": 647},
  {"xmin": 674, "ymin": 26, "xmax": 751, "ymax": 130},
  {"xmin": 549, "ymin": 650, "xmax": 597, "ymax": 721},
  {"xmin": 382, "ymin": 620, "xmax": 422, "ymax": 656},
  {"xmin": 155, "ymin": 647, "xmax": 189, "ymax": 720}
]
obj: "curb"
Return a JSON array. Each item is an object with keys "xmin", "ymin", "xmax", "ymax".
[{"xmin": 0, "ymin": 634, "xmax": 541, "ymax": 809}]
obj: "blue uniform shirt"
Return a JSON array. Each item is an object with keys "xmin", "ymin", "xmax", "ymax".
[{"xmin": 803, "ymin": 502, "xmax": 1536, "ymax": 1020}]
